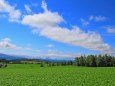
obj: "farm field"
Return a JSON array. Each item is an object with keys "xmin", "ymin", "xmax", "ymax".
[{"xmin": 0, "ymin": 64, "xmax": 115, "ymax": 86}]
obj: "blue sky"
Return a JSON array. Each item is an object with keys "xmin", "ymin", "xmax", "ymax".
[{"xmin": 0, "ymin": 0, "xmax": 115, "ymax": 60}]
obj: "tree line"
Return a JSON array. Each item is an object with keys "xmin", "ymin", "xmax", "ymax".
[
  {"xmin": 40, "ymin": 54, "xmax": 115, "ymax": 67},
  {"xmin": 40, "ymin": 60, "xmax": 73, "ymax": 67},
  {"xmin": 74, "ymin": 54, "xmax": 115, "ymax": 67},
  {"xmin": 0, "ymin": 54, "xmax": 115, "ymax": 67}
]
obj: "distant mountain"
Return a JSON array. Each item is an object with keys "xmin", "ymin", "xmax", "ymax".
[
  {"xmin": 0, "ymin": 53, "xmax": 25, "ymax": 60},
  {"xmin": 0, "ymin": 53, "xmax": 73, "ymax": 62},
  {"xmin": 0, "ymin": 53, "xmax": 58, "ymax": 61}
]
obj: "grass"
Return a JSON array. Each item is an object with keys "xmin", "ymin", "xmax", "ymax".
[{"xmin": 0, "ymin": 64, "xmax": 115, "ymax": 86}]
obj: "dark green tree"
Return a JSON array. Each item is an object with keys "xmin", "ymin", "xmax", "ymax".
[
  {"xmin": 86, "ymin": 55, "xmax": 97, "ymax": 67},
  {"xmin": 96, "ymin": 55, "xmax": 104, "ymax": 67},
  {"xmin": 75, "ymin": 57, "xmax": 80, "ymax": 66},
  {"xmin": 0, "ymin": 64, "xmax": 2, "ymax": 68},
  {"xmin": 40, "ymin": 63, "xmax": 44, "ymax": 67},
  {"xmin": 75, "ymin": 54, "xmax": 115, "ymax": 67},
  {"xmin": 79, "ymin": 56, "xmax": 85, "ymax": 66}
]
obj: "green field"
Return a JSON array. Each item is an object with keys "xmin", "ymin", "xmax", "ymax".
[{"xmin": 0, "ymin": 64, "xmax": 115, "ymax": 86}]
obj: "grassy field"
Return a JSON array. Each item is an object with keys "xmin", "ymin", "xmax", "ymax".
[{"xmin": 0, "ymin": 64, "xmax": 115, "ymax": 86}]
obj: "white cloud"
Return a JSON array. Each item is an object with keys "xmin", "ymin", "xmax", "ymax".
[
  {"xmin": 46, "ymin": 50, "xmax": 61, "ymax": 54},
  {"xmin": 100, "ymin": 48, "xmax": 115, "ymax": 56},
  {"xmin": 0, "ymin": 38, "xmax": 83, "ymax": 60},
  {"xmin": 89, "ymin": 16, "xmax": 94, "ymax": 21},
  {"xmin": 22, "ymin": 1, "xmax": 64, "ymax": 28},
  {"xmin": 0, "ymin": 14, "xmax": 7, "ymax": 18},
  {"xmin": 81, "ymin": 16, "xmax": 107, "ymax": 26},
  {"xmin": 107, "ymin": 27, "xmax": 115, "ymax": 33},
  {"xmin": 21, "ymin": 1, "xmax": 111, "ymax": 52},
  {"xmin": 46, "ymin": 44, "xmax": 54, "ymax": 47},
  {"xmin": 81, "ymin": 18, "xmax": 89, "ymax": 26},
  {"xmin": 22, "ymin": 11, "xmax": 64, "ymax": 28},
  {"xmin": 2, "ymin": 38, "xmax": 11, "ymax": 42},
  {"xmin": 24, "ymin": 5, "xmax": 31, "ymax": 13},
  {"xmin": 32, "ymin": 3, "xmax": 38, "ymax": 7},
  {"xmin": 89, "ymin": 16, "xmax": 107, "ymax": 22},
  {"xmin": 0, "ymin": 38, "xmax": 40, "ymax": 52},
  {"xmin": 0, "ymin": 0, "xmax": 21, "ymax": 22},
  {"xmin": 46, "ymin": 49, "xmax": 82, "ymax": 57},
  {"xmin": 95, "ymin": 16, "xmax": 107, "ymax": 21},
  {"xmin": 27, "ymin": 43, "xmax": 31, "ymax": 47},
  {"xmin": 41, "ymin": 0, "xmax": 47, "ymax": 12},
  {"xmin": 0, "ymin": 50, "xmax": 82, "ymax": 60},
  {"xmin": 40, "ymin": 26, "xmax": 110, "ymax": 51}
]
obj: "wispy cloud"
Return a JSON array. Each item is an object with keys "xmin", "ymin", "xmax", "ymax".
[
  {"xmin": 46, "ymin": 44, "xmax": 54, "ymax": 47},
  {"xmin": 0, "ymin": 0, "xmax": 21, "ymax": 22},
  {"xmin": 106, "ymin": 27, "xmax": 115, "ymax": 33},
  {"xmin": 0, "ymin": 14, "xmax": 7, "ymax": 18},
  {"xmin": 89, "ymin": 16, "xmax": 94, "ymax": 21},
  {"xmin": 89, "ymin": 16, "xmax": 107, "ymax": 22},
  {"xmin": 103, "ymin": 26, "xmax": 115, "ymax": 33},
  {"xmin": 80, "ymin": 18, "xmax": 89, "ymax": 26},
  {"xmin": 27, "ymin": 43, "xmax": 31, "ymax": 47},
  {"xmin": 81, "ymin": 15, "xmax": 107, "ymax": 26},
  {"xmin": 100, "ymin": 48, "xmax": 115, "ymax": 56},
  {"xmin": 32, "ymin": 3, "xmax": 38, "ymax": 7},
  {"xmin": 0, "ymin": 50, "xmax": 82, "ymax": 60},
  {"xmin": 24, "ymin": 5, "xmax": 32, "ymax": 13},
  {"xmin": 2, "ymin": 38, "xmax": 11, "ymax": 42},
  {"xmin": 95, "ymin": 16, "xmax": 107, "ymax": 21},
  {"xmin": 0, "ymin": 38, "xmax": 40, "ymax": 53},
  {"xmin": 0, "ymin": 38, "xmax": 83, "ymax": 60}
]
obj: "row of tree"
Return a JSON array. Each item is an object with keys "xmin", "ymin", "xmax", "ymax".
[
  {"xmin": 75, "ymin": 54, "xmax": 115, "ymax": 67},
  {"xmin": 49, "ymin": 60, "xmax": 73, "ymax": 66},
  {"xmin": 40, "ymin": 61, "xmax": 73, "ymax": 67}
]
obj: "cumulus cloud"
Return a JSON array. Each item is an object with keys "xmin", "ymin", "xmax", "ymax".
[
  {"xmin": 22, "ymin": 12, "xmax": 64, "ymax": 28},
  {"xmin": 21, "ymin": 1, "xmax": 111, "ymax": 52},
  {"xmin": 40, "ymin": 26, "xmax": 110, "ymax": 51},
  {"xmin": 0, "ymin": 0, "xmax": 21, "ymax": 22},
  {"xmin": 22, "ymin": 1, "xmax": 64, "ymax": 28},
  {"xmin": 24, "ymin": 5, "xmax": 31, "ymax": 13}
]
